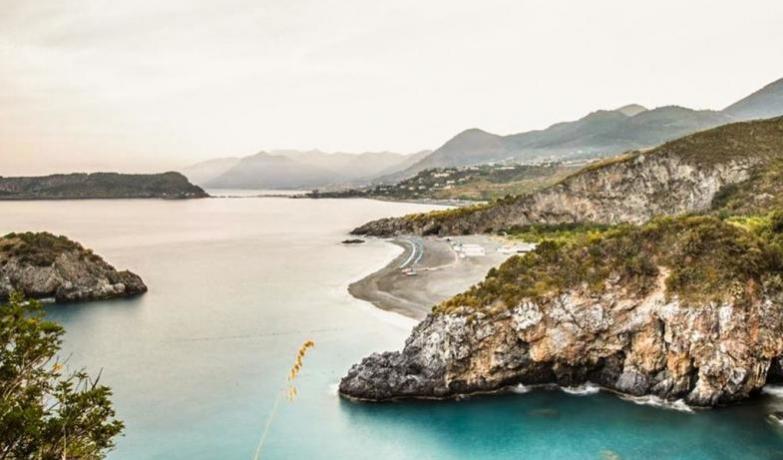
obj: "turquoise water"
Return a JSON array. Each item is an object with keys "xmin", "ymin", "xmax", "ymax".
[{"xmin": 3, "ymin": 197, "xmax": 783, "ymax": 459}]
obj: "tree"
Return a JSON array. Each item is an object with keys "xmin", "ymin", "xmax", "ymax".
[{"xmin": 0, "ymin": 292, "xmax": 123, "ymax": 459}]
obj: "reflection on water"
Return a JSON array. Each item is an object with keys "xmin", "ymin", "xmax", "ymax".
[{"xmin": 2, "ymin": 197, "xmax": 783, "ymax": 459}]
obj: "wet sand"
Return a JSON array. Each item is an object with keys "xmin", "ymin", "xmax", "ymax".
[{"xmin": 349, "ymin": 235, "xmax": 520, "ymax": 320}]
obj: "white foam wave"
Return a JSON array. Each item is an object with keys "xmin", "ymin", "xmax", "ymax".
[
  {"xmin": 328, "ymin": 383, "xmax": 340, "ymax": 397},
  {"xmin": 762, "ymin": 385, "xmax": 783, "ymax": 398},
  {"xmin": 560, "ymin": 382, "xmax": 601, "ymax": 395},
  {"xmin": 620, "ymin": 394, "xmax": 693, "ymax": 413},
  {"xmin": 510, "ymin": 384, "xmax": 531, "ymax": 394}
]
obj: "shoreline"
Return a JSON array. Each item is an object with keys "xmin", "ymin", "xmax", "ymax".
[{"xmin": 348, "ymin": 234, "xmax": 517, "ymax": 320}]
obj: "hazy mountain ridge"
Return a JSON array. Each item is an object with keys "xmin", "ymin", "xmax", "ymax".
[
  {"xmin": 392, "ymin": 77, "xmax": 783, "ymax": 179},
  {"xmin": 182, "ymin": 77, "xmax": 783, "ymax": 191},
  {"xmin": 184, "ymin": 149, "xmax": 430, "ymax": 190},
  {"xmin": 353, "ymin": 116, "xmax": 783, "ymax": 236}
]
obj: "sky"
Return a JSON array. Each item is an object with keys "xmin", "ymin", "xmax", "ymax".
[{"xmin": 1, "ymin": 0, "xmax": 782, "ymax": 176}]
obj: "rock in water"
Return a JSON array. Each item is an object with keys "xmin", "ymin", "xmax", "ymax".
[
  {"xmin": 0, "ymin": 232, "xmax": 147, "ymax": 302},
  {"xmin": 340, "ymin": 215, "xmax": 783, "ymax": 407}
]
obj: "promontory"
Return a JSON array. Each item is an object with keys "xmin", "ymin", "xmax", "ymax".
[
  {"xmin": 0, "ymin": 172, "xmax": 208, "ymax": 200},
  {"xmin": 0, "ymin": 232, "xmax": 147, "ymax": 302},
  {"xmin": 341, "ymin": 116, "xmax": 783, "ymax": 407}
]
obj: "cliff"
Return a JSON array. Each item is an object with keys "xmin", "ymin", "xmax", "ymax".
[
  {"xmin": 353, "ymin": 117, "xmax": 783, "ymax": 236},
  {"xmin": 341, "ymin": 215, "xmax": 783, "ymax": 406},
  {"xmin": 0, "ymin": 172, "xmax": 208, "ymax": 200},
  {"xmin": 0, "ymin": 232, "xmax": 147, "ymax": 302}
]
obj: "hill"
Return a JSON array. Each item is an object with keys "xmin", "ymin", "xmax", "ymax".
[
  {"xmin": 353, "ymin": 116, "xmax": 783, "ymax": 236},
  {"xmin": 179, "ymin": 157, "xmax": 241, "ymax": 185},
  {"xmin": 724, "ymin": 77, "xmax": 783, "ymax": 120},
  {"xmin": 0, "ymin": 172, "xmax": 207, "ymax": 200},
  {"xmin": 341, "ymin": 213, "xmax": 783, "ymax": 406},
  {"xmin": 390, "ymin": 77, "xmax": 783, "ymax": 179},
  {"xmin": 185, "ymin": 150, "xmax": 430, "ymax": 190},
  {"xmin": 310, "ymin": 162, "xmax": 578, "ymax": 202}
]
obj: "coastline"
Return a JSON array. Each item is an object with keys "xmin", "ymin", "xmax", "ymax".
[{"xmin": 348, "ymin": 234, "xmax": 516, "ymax": 320}]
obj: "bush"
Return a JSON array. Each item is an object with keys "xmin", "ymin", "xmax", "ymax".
[
  {"xmin": 436, "ymin": 214, "xmax": 783, "ymax": 314},
  {"xmin": 0, "ymin": 293, "xmax": 123, "ymax": 458}
]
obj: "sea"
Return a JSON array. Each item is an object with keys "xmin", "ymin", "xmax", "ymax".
[{"xmin": 3, "ymin": 196, "xmax": 783, "ymax": 459}]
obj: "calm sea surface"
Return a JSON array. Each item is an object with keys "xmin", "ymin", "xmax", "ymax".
[{"xmin": 3, "ymin": 197, "xmax": 783, "ymax": 460}]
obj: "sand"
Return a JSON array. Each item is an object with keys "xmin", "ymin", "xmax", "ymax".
[{"xmin": 349, "ymin": 235, "xmax": 518, "ymax": 320}]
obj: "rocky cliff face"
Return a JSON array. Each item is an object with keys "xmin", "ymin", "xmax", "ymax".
[
  {"xmin": 353, "ymin": 117, "xmax": 783, "ymax": 237},
  {"xmin": 340, "ymin": 273, "xmax": 783, "ymax": 406},
  {"xmin": 0, "ymin": 232, "xmax": 147, "ymax": 302},
  {"xmin": 342, "ymin": 214, "xmax": 783, "ymax": 407}
]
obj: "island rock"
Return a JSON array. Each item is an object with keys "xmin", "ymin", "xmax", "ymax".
[{"xmin": 0, "ymin": 232, "xmax": 147, "ymax": 302}]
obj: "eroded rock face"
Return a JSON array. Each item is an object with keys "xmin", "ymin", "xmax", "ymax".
[
  {"xmin": 352, "ymin": 153, "xmax": 758, "ymax": 237},
  {"xmin": 340, "ymin": 275, "xmax": 783, "ymax": 406},
  {"xmin": 0, "ymin": 237, "xmax": 147, "ymax": 303}
]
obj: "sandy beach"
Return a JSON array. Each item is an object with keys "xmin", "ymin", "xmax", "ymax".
[{"xmin": 349, "ymin": 235, "xmax": 530, "ymax": 319}]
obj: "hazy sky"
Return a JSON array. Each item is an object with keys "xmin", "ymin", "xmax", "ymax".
[{"xmin": 2, "ymin": 0, "xmax": 782, "ymax": 175}]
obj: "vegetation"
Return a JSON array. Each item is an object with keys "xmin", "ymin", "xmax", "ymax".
[
  {"xmin": 712, "ymin": 158, "xmax": 783, "ymax": 215},
  {"xmin": 437, "ymin": 213, "xmax": 783, "ymax": 314},
  {"xmin": 0, "ymin": 172, "xmax": 208, "ymax": 200},
  {"xmin": 502, "ymin": 222, "xmax": 613, "ymax": 245},
  {"xmin": 403, "ymin": 202, "xmax": 491, "ymax": 224},
  {"xmin": 0, "ymin": 293, "xmax": 123, "ymax": 459},
  {"xmin": 0, "ymin": 232, "xmax": 95, "ymax": 267},
  {"xmin": 309, "ymin": 163, "xmax": 577, "ymax": 202},
  {"xmin": 663, "ymin": 116, "xmax": 783, "ymax": 167},
  {"xmin": 253, "ymin": 340, "xmax": 315, "ymax": 460}
]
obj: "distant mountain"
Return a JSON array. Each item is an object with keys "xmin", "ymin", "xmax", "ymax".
[
  {"xmin": 186, "ymin": 150, "xmax": 430, "ymax": 190},
  {"xmin": 0, "ymin": 172, "xmax": 207, "ymax": 200},
  {"xmin": 615, "ymin": 104, "xmax": 648, "ymax": 116},
  {"xmin": 203, "ymin": 153, "xmax": 337, "ymax": 190},
  {"xmin": 179, "ymin": 157, "xmax": 241, "ymax": 185},
  {"xmin": 392, "ymin": 77, "xmax": 783, "ymax": 179},
  {"xmin": 184, "ymin": 77, "xmax": 783, "ymax": 190},
  {"xmin": 723, "ymin": 77, "xmax": 783, "ymax": 120},
  {"xmin": 354, "ymin": 116, "xmax": 783, "ymax": 236}
]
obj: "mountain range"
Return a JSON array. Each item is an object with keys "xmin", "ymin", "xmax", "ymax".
[
  {"xmin": 182, "ymin": 77, "xmax": 783, "ymax": 190},
  {"xmin": 182, "ymin": 150, "xmax": 429, "ymax": 190},
  {"xmin": 353, "ymin": 115, "xmax": 783, "ymax": 236},
  {"xmin": 387, "ymin": 77, "xmax": 783, "ymax": 180}
]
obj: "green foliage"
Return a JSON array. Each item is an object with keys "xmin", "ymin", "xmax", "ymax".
[
  {"xmin": 403, "ymin": 203, "xmax": 490, "ymax": 224},
  {"xmin": 0, "ymin": 172, "xmax": 207, "ymax": 200},
  {"xmin": 502, "ymin": 222, "xmax": 613, "ymax": 245},
  {"xmin": 0, "ymin": 232, "xmax": 87, "ymax": 267},
  {"xmin": 358, "ymin": 163, "xmax": 575, "ymax": 202},
  {"xmin": 437, "ymin": 215, "xmax": 783, "ymax": 314},
  {"xmin": 711, "ymin": 159, "xmax": 783, "ymax": 215},
  {"xmin": 0, "ymin": 293, "xmax": 123, "ymax": 459}
]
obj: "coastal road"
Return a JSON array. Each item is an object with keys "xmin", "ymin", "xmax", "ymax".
[{"xmin": 398, "ymin": 237, "xmax": 424, "ymax": 269}]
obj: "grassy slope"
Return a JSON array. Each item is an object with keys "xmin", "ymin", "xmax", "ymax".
[
  {"xmin": 437, "ymin": 213, "xmax": 783, "ymax": 314},
  {"xmin": 397, "ymin": 116, "xmax": 783, "ymax": 229},
  {"xmin": 0, "ymin": 232, "xmax": 101, "ymax": 267}
]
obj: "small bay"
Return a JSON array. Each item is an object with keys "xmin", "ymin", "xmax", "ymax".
[{"xmin": 2, "ymin": 197, "xmax": 783, "ymax": 459}]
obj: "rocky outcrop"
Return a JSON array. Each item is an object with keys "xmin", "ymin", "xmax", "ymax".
[
  {"xmin": 353, "ymin": 117, "xmax": 783, "ymax": 236},
  {"xmin": 0, "ymin": 232, "xmax": 147, "ymax": 302},
  {"xmin": 340, "ymin": 273, "xmax": 783, "ymax": 406},
  {"xmin": 343, "ymin": 213, "xmax": 783, "ymax": 407}
]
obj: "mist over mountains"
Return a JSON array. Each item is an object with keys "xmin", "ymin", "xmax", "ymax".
[
  {"xmin": 182, "ymin": 77, "xmax": 783, "ymax": 190},
  {"xmin": 388, "ymin": 77, "xmax": 783, "ymax": 180},
  {"xmin": 183, "ymin": 150, "xmax": 429, "ymax": 190}
]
